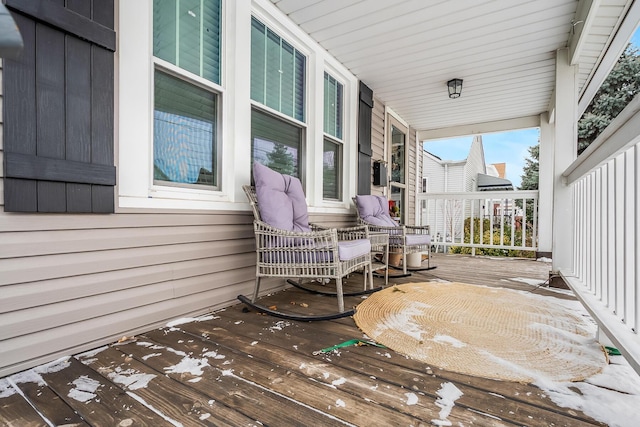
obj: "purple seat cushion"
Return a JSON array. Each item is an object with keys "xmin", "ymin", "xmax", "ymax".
[
  {"xmin": 355, "ymin": 195, "xmax": 398, "ymax": 227},
  {"xmin": 338, "ymin": 239, "xmax": 371, "ymax": 261},
  {"xmin": 253, "ymin": 162, "xmax": 311, "ymax": 232},
  {"xmin": 406, "ymin": 234, "xmax": 431, "ymax": 246}
]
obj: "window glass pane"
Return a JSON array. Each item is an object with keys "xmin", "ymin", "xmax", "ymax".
[
  {"xmin": 391, "ymin": 125, "xmax": 405, "ymax": 184},
  {"xmin": 154, "ymin": 70, "xmax": 217, "ymax": 187},
  {"xmin": 323, "ymin": 138, "xmax": 341, "ymax": 200},
  {"xmin": 578, "ymin": 41, "xmax": 640, "ymax": 154},
  {"xmin": 251, "ymin": 109, "xmax": 302, "ymax": 177},
  {"xmin": 153, "ymin": 0, "xmax": 221, "ymax": 84},
  {"xmin": 251, "ymin": 16, "xmax": 305, "ymax": 121},
  {"xmin": 324, "ymin": 72, "xmax": 343, "ymax": 139},
  {"xmin": 250, "ymin": 17, "xmax": 265, "ymax": 102},
  {"xmin": 390, "ymin": 186, "xmax": 405, "ymax": 223}
]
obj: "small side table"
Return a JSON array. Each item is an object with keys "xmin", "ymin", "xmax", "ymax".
[{"xmin": 368, "ymin": 232, "xmax": 389, "ymax": 286}]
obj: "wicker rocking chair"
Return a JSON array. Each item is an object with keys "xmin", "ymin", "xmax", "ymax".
[
  {"xmin": 238, "ymin": 163, "xmax": 375, "ymax": 320},
  {"xmin": 354, "ymin": 194, "xmax": 435, "ymax": 277}
]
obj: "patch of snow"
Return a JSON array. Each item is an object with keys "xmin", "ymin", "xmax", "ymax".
[
  {"xmin": 251, "ymin": 341, "xmax": 258, "ymax": 346},
  {"xmin": 331, "ymin": 377, "xmax": 346, "ymax": 386},
  {"xmin": 431, "ymin": 382, "xmax": 463, "ymax": 426},
  {"xmin": 268, "ymin": 320, "xmax": 292, "ymax": 333},
  {"xmin": 164, "ymin": 356, "xmax": 209, "ymax": 376},
  {"xmin": 142, "ymin": 353, "xmax": 162, "ymax": 361},
  {"xmin": 68, "ymin": 375, "xmax": 101, "ymax": 403},
  {"xmin": 335, "ymin": 399, "xmax": 346, "ymax": 408},
  {"xmin": 188, "ymin": 377, "xmax": 202, "ymax": 383},
  {"xmin": 405, "ymin": 392, "xmax": 418, "ymax": 406},
  {"xmin": 537, "ymin": 257, "xmax": 552, "ymax": 263},
  {"xmin": 166, "ymin": 315, "xmax": 213, "ymax": 328},
  {"xmin": 221, "ymin": 369, "xmax": 234, "ymax": 376},
  {"xmin": 199, "ymin": 413, "xmax": 211, "ymax": 420},
  {"xmin": 202, "ymin": 350, "xmax": 226, "ymax": 360},
  {"xmin": 33, "ymin": 357, "xmax": 70, "ymax": 375},
  {"xmin": 9, "ymin": 369, "xmax": 46, "ymax": 386},
  {"xmin": 108, "ymin": 367, "xmax": 156, "ymax": 390},
  {"xmin": 0, "ymin": 379, "xmax": 16, "ymax": 398},
  {"xmin": 166, "ymin": 347, "xmax": 187, "ymax": 357},
  {"xmin": 432, "ymin": 335, "xmax": 466, "ymax": 348},
  {"xmin": 372, "ymin": 301, "xmax": 432, "ymax": 341}
]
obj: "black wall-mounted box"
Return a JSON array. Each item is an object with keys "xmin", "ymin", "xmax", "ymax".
[{"xmin": 373, "ymin": 161, "xmax": 387, "ymax": 186}]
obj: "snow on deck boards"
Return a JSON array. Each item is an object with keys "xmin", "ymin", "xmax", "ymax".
[{"xmin": 0, "ymin": 255, "xmax": 614, "ymax": 426}]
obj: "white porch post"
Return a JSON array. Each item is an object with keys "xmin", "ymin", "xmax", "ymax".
[
  {"xmin": 537, "ymin": 112, "xmax": 554, "ymax": 255},
  {"xmin": 551, "ymin": 48, "xmax": 578, "ymax": 272}
]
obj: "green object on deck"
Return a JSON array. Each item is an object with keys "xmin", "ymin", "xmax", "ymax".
[
  {"xmin": 313, "ymin": 339, "xmax": 386, "ymax": 355},
  {"xmin": 605, "ymin": 346, "xmax": 621, "ymax": 356}
]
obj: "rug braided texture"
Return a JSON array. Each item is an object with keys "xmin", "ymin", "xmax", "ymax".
[{"xmin": 353, "ymin": 282, "xmax": 607, "ymax": 383}]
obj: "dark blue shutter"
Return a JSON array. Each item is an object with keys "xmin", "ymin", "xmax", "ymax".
[
  {"xmin": 3, "ymin": 0, "xmax": 116, "ymax": 213},
  {"xmin": 358, "ymin": 81, "xmax": 374, "ymax": 195}
]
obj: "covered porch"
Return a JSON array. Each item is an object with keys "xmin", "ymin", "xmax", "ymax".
[
  {"xmin": 1, "ymin": 255, "xmax": 623, "ymax": 426},
  {"xmin": 2, "ymin": 0, "xmax": 640, "ymax": 423}
]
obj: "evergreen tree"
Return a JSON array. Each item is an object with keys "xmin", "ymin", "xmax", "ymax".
[
  {"xmin": 519, "ymin": 144, "xmax": 539, "ymax": 190},
  {"xmin": 578, "ymin": 44, "xmax": 640, "ymax": 154},
  {"xmin": 266, "ymin": 142, "xmax": 296, "ymax": 176}
]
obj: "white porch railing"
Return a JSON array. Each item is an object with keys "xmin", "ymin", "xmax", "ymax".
[
  {"xmin": 416, "ymin": 190, "xmax": 539, "ymax": 255},
  {"xmin": 561, "ymin": 96, "xmax": 640, "ymax": 374}
]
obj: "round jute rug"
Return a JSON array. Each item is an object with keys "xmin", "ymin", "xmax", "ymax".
[{"xmin": 353, "ymin": 282, "xmax": 607, "ymax": 383}]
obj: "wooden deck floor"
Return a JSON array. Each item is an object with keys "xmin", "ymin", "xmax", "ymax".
[{"xmin": 1, "ymin": 254, "xmax": 610, "ymax": 426}]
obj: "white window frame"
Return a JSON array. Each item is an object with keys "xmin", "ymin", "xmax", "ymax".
[
  {"xmin": 117, "ymin": 0, "xmax": 358, "ymax": 212},
  {"xmin": 322, "ymin": 70, "xmax": 345, "ymax": 201}
]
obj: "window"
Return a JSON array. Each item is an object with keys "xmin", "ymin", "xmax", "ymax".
[
  {"xmin": 323, "ymin": 72, "xmax": 343, "ymax": 200},
  {"xmin": 324, "ymin": 73, "xmax": 342, "ymax": 139},
  {"xmin": 152, "ymin": 0, "xmax": 221, "ymax": 189},
  {"xmin": 323, "ymin": 139, "xmax": 342, "ymax": 199},
  {"xmin": 154, "ymin": 70, "xmax": 218, "ymax": 187},
  {"xmin": 251, "ymin": 108, "xmax": 303, "ymax": 178},
  {"xmin": 153, "ymin": 0, "xmax": 221, "ymax": 84},
  {"xmin": 250, "ymin": 16, "xmax": 306, "ymax": 179},
  {"xmin": 422, "ymin": 177, "xmax": 429, "ymax": 193},
  {"xmin": 251, "ymin": 17, "xmax": 305, "ymax": 122}
]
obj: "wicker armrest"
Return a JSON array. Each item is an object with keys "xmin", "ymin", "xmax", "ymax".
[
  {"xmin": 405, "ymin": 225, "xmax": 430, "ymax": 234},
  {"xmin": 360, "ymin": 222, "xmax": 405, "ymax": 236},
  {"xmin": 335, "ymin": 225, "xmax": 369, "ymax": 241},
  {"xmin": 254, "ymin": 220, "xmax": 337, "ymax": 244}
]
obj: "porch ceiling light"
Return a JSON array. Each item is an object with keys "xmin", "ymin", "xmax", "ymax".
[{"xmin": 447, "ymin": 78, "xmax": 463, "ymax": 99}]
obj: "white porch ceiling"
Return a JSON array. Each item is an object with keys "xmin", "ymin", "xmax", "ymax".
[{"xmin": 271, "ymin": 0, "xmax": 633, "ymax": 134}]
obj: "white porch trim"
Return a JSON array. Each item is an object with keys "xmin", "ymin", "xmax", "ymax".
[{"xmin": 551, "ymin": 48, "xmax": 578, "ymax": 272}]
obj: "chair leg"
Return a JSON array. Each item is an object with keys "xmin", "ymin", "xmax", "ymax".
[
  {"xmin": 403, "ymin": 251, "xmax": 408, "ymax": 275},
  {"xmin": 252, "ymin": 276, "xmax": 261, "ymax": 303},
  {"xmin": 336, "ymin": 277, "xmax": 345, "ymax": 312}
]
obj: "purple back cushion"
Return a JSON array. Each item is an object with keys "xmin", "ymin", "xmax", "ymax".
[
  {"xmin": 253, "ymin": 162, "xmax": 311, "ymax": 232},
  {"xmin": 355, "ymin": 195, "xmax": 398, "ymax": 227}
]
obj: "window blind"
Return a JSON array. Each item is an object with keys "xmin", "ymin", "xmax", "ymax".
[
  {"xmin": 251, "ymin": 17, "xmax": 305, "ymax": 122},
  {"xmin": 153, "ymin": 0, "xmax": 221, "ymax": 85},
  {"xmin": 324, "ymin": 72, "xmax": 343, "ymax": 139}
]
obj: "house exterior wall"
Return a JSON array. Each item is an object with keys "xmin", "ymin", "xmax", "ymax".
[
  {"xmin": 0, "ymin": 0, "xmax": 354, "ymax": 377},
  {"xmin": 464, "ymin": 136, "xmax": 487, "ymax": 191},
  {"xmin": 370, "ymin": 95, "xmax": 386, "ymax": 198},
  {"xmin": 407, "ymin": 126, "xmax": 417, "ymax": 226},
  {"xmin": 0, "ymin": 0, "xmax": 418, "ymax": 377}
]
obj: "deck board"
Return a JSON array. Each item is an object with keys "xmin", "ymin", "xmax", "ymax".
[{"xmin": 0, "ymin": 255, "xmax": 609, "ymax": 426}]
